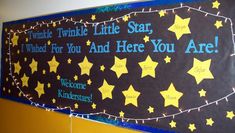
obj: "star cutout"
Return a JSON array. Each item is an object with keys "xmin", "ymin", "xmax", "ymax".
[
  {"xmin": 86, "ymin": 40, "xmax": 91, "ymax": 46},
  {"xmin": 91, "ymin": 15, "xmax": 96, "ymax": 21},
  {"xmin": 212, "ymin": 0, "xmax": 220, "ymax": 9},
  {"xmin": 14, "ymin": 61, "xmax": 21, "ymax": 74},
  {"xmin": 47, "ymin": 83, "xmax": 51, "ymax": 88},
  {"xmin": 42, "ymin": 69, "xmax": 46, "ymax": 75},
  {"xmin": 214, "ymin": 20, "xmax": 223, "ymax": 29},
  {"xmin": 188, "ymin": 123, "xmax": 196, "ymax": 132},
  {"xmin": 139, "ymin": 55, "xmax": 158, "ymax": 78},
  {"xmin": 92, "ymin": 103, "xmax": 96, "ymax": 109},
  {"xmin": 160, "ymin": 83, "xmax": 183, "ymax": 108},
  {"xmin": 159, "ymin": 10, "xmax": 166, "ymax": 17},
  {"xmin": 206, "ymin": 118, "xmax": 214, "ymax": 126},
  {"xmin": 122, "ymin": 15, "xmax": 129, "ymax": 22},
  {"xmin": 29, "ymin": 58, "xmax": 38, "ymax": 74},
  {"xmin": 98, "ymin": 79, "xmax": 114, "ymax": 100},
  {"xmin": 8, "ymin": 89, "xmax": 11, "ymax": 94},
  {"xmin": 52, "ymin": 98, "xmax": 56, "ymax": 103},
  {"xmin": 74, "ymin": 103, "xmax": 79, "ymax": 109},
  {"xmin": 100, "ymin": 65, "xmax": 105, "ymax": 71},
  {"xmin": 11, "ymin": 33, "xmax": 19, "ymax": 46},
  {"xmin": 147, "ymin": 106, "xmax": 154, "ymax": 113},
  {"xmin": 47, "ymin": 40, "xmax": 51, "ymax": 45},
  {"xmin": 168, "ymin": 15, "xmax": 191, "ymax": 40},
  {"xmin": 164, "ymin": 56, "xmax": 171, "ymax": 63},
  {"xmin": 35, "ymin": 81, "xmax": 45, "ymax": 98},
  {"xmin": 122, "ymin": 85, "xmax": 140, "ymax": 107},
  {"xmin": 119, "ymin": 111, "xmax": 125, "ymax": 118},
  {"xmin": 87, "ymin": 79, "xmax": 92, "ymax": 85},
  {"xmin": 26, "ymin": 38, "xmax": 29, "ymax": 42},
  {"xmin": 169, "ymin": 120, "xmax": 176, "ymax": 128},
  {"xmin": 143, "ymin": 35, "xmax": 150, "ymax": 43},
  {"xmin": 24, "ymin": 57, "xmax": 27, "ymax": 62},
  {"xmin": 78, "ymin": 56, "xmax": 93, "ymax": 76},
  {"xmin": 111, "ymin": 56, "xmax": 128, "ymax": 78},
  {"xmin": 188, "ymin": 58, "xmax": 214, "ymax": 84},
  {"xmin": 74, "ymin": 75, "xmax": 78, "ymax": 81},
  {"xmin": 48, "ymin": 56, "xmax": 59, "ymax": 73},
  {"xmin": 67, "ymin": 58, "xmax": 72, "ymax": 64},
  {"xmin": 21, "ymin": 73, "xmax": 29, "ymax": 87},
  {"xmin": 52, "ymin": 22, "xmax": 56, "ymax": 27},
  {"xmin": 57, "ymin": 75, "xmax": 60, "ymax": 80},
  {"xmin": 226, "ymin": 111, "xmax": 234, "ymax": 120},
  {"xmin": 198, "ymin": 89, "xmax": 206, "ymax": 97}
]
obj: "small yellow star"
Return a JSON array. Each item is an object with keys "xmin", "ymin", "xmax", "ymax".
[
  {"xmin": 21, "ymin": 73, "xmax": 29, "ymax": 87},
  {"xmin": 74, "ymin": 75, "xmax": 78, "ymax": 81},
  {"xmin": 226, "ymin": 111, "xmax": 234, "ymax": 120},
  {"xmin": 24, "ymin": 57, "xmax": 27, "ymax": 62},
  {"xmin": 3, "ymin": 87, "xmax": 6, "ymax": 91},
  {"xmin": 42, "ymin": 69, "xmax": 46, "ymax": 74},
  {"xmin": 92, "ymin": 103, "xmax": 96, "ymax": 109},
  {"xmin": 52, "ymin": 98, "xmax": 56, "ymax": 103},
  {"xmin": 122, "ymin": 85, "xmax": 140, "ymax": 107},
  {"xmin": 6, "ymin": 77, "xmax": 8, "ymax": 82},
  {"xmin": 87, "ymin": 79, "xmax": 92, "ymax": 85},
  {"xmin": 67, "ymin": 58, "xmax": 72, "ymax": 64},
  {"xmin": 5, "ymin": 28, "xmax": 7, "ymax": 32},
  {"xmin": 8, "ymin": 89, "xmax": 11, "ymax": 94},
  {"xmin": 143, "ymin": 35, "xmax": 149, "ymax": 43},
  {"xmin": 198, "ymin": 89, "xmax": 206, "ymax": 97},
  {"xmin": 26, "ymin": 38, "xmax": 29, "ymax": 42},
  {"xmin": 164, "ymin": 56, "xmax": 171, "ymax": 63},
  {"xmin": 52, "ymin": 22, "xmax": 56, "ymax": 27},
  {"xmin": 169, "ymin": 120, "xmax": 176, "ymax": 128},
  {"xmin": 100, "ymin": 65, "xmax": 105, "ymax": 71},
  {"xmin": 11, "ymin": 33, "xmax": 19, "ymax": 46},
  {"xmin": 57, "ymin": 75, "xmax": 60, "ymax": 80},
  {"xmin": 122, "ymin": 15, "xmax": 129, "ymax": 22},
  {"xmin": 14, "ymin": 61, "xmax": 21, "ymax": 74},
  {"xmin": 147, "ymin": 106, "xmax": 154, "ymax": 113},
  {"xmin": 17, "ymin": 50, "xmax": 20, "ymax": 54},
  {"xmin": 212, "ymin": 0, "xmax": 220, "ymax": 9},
  {"xmin": 47, "ymin": 83, "xmax": 51, "ymax": 88},
  {"xmin": 48, "ymin": 56, "xmax": 59, "ymax": 73},
  {"xmin": 35, "ymin": 81, "xmax": 45, "ymax": 98},
  {"xmin": 91, "ymin": 15, "xmax": 96, "ymax": 21},
  {"xmin": 74, "ymin": 103, "xmax": 79, "ymax": 109},
  {"xmin": 214, "ymin": 20, "xmax": 223, "ymax": 29},
  {"xmin": 159, "ymin": 10, "xmax": 166, "ymax": 17},
  {"xmin": 47, "ymin": 40, "xmax": 51, "ymax": 45},
  {"xmin": 78, "ymin": 56, "xmax": 93, "ymax": 76},
  {"xmin": 86, "ymin": 40, "xmax": 91, "ymax": 46},
  {"xmin": 119, "ymin": 111, "xmax": 125, "ymax": 118},
  {"xmin": 188, "ymin": 123, "xmax": 196, "ymax": 132},
  {"xmin": 206, "ymin": 118, "xmax": 214, "ymax": 126}
]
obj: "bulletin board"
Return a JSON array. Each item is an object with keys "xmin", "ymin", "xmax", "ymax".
[{"xmin": 1, "ymin": 0, "xmax": 235, "ymax": 132}]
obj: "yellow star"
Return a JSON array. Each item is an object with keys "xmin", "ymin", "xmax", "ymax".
[
  {"xmin": 164, "ymin": 56, "xmax": 171, "ymax": 63},
  {"xmin": 122, "ymin": 15, "xmax": 129, "ymax": 22},
  {"xmin": 8, "ymin": 89, "xmax": 11, "ymax": 94},
  {"xmin": 159, "ymin": 10, "xmax": 166, "ymax": 17},
  {"xmin": 26, "ymin": 38, "xmax": 29, "ymax": 42},
  {"xmin": 212, "ymin": 0, "xmax": 220, "ymax": 9},
  {"xmin": 169, "ymin": 120, "xmax": 176, "ymax": 128},
  {"xmin": 98, "ymin": 79, "xmax": 114, "ymax": 100},
  {"xmin": 47, "ymin": 83, "xmax": 51, "ymax": 88},
  {"xmin": 57, "ymin": 75, "xmax": 60, "ymax": 80},
  {"xmin": 21, "ymin": 73, "xmax": 29, "ymax": 87},
  {"xmin": 226, "ymin": 111, "xmax": 235, "ymax": 120},
  {"xmin": 168, "ymin": 15, "xmax": 191, "ymax": 40},
  {"xmin": 74, "ymin": 103, "xmax": 79, "ymax": 109},
  {"xmin": 87, "ymin": 79, "xmax": 92, "ymax": 85},
  {"xmin": 74, "ymin": 75, "xmax": 78, "ymax": 81},
  {"xmin": 24, "ymin": 57, "xmax": 27, "ymax": 62},
  {"xmin": 5, "ymin": 28, "xmax": 7, "ymax": 32},
  {"xmin": 52, "ymin": 22, "xmax": 56, "ymax": 27},
  {"xmin": 188, "ymin": 123, "xmax": 196, "ymax": 132},
  {"xmin": 160, "ymin": 83, "xmax": 183, "ymax": 108},
  {"xmin": 92, "ymin": 103, "xmax": 96, "ymax": 109},
  {"xmin": 29, "ymin": 58, "xmax": 38, "ymax": 74},
  {"xmin": 86, "ymin": 40, "xmax": 91, "ymax": 46},
  {"xmin": 48, "ymin": 56, "xmax": 59, "ymax": 73},
  {"xmin": 188, "ymin": 58, "xmax": 214, "ymax": 84},
  {"xmin": 35, "ymin": 81, "xmax": 45, "ymax": 98},
  {"xmin": 122, "ymin": 85, "xmax": 140, "ymax": 107},
  {"xmin": 47, "ymin": 40, "xmax": 51, "ymax": 45},
  {"xmin": 67, "ymin": 58, "xmax": 72, "ymax": 64},
  {"xmin": 42, "ymin": 69, "xmax": 46, "ymax": 75},
  {"xmin": 147, "ymin": 106, "xmax": 154, "ymax": 113},
  {"xmin": 139, "ymin": 55, "xmax": 158, "ymax": 78},
  {"xmin": 6, "ymin": 77, "xmax": 8, "ymax": 82},
  {"xmin": 143, "ymin": 35, "xmax": 149, "ymax": 43},
  {"xmin": 111, "ymin": 56, "xmax": 128, "ymax": 78},
  {"xmin": 206, "ymin": 118, "xmax": 214, "ymax": 126},
  {"xmin": 198, "ymin": 89, "xmax": 206, "ymax": 97},
  {"xmin": 100, "ymin": 65, "xmax": 105, "ymax": 71},
  {"xmin": 214, "ymin": 20, "xmax": 223, "ymax": 29},
  {"xmin": 11, "ymin": 33, "xmax": 19, "ymax": 46},
  {"xmin": 119, "ymin": 111, "xmax": 125, "ymax": 118},
  {"xmin": 52, "ymin": 98, "xmax": 56, "ymax": 103},
  {"xmin": 14, "ymin": 61, "xmax": 21, "ymax": 74},
  {"xmin": 78, "ymin": 56, "xmax": 93, "ymax": 76},
  {"xmin": 91, "ymin": 15, "xmax": 96, "ymax": 21}
]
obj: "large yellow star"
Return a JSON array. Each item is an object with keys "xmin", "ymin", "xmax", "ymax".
[
  {"xmin": 21, "ymin": 73, "xmax": 29, "ymax": 87},
  {"xmin": 188, "ymin": 123, "xmax": 196, "ymax": 132},
  {"xmin": 212, "ymin": 0, "xmax": 220, "ymax": 9},
  {"xmin": 206, "ymin": 118, "xmax": 214, "ymax": 126},
  {"xmin": 139, "ymin": 55, "xmax": 158, "ymax": 78},
  {"xmin": 168, "ymin": 15, "xmax": 191, "ymax": 40},
  {"xmin": 14, "ymin": 61, "xmax": 21, "ymax": 74},
  {"xmin": 11, "ymin": 33, "xmax": 19, "ymax": 47},
  {"xmin": 29, "ymin": 58, "xmax": 38, "ymax": 74},
  {"xmin": 160, "ymin": 83, "xmax": 183, "ymax": 108},
  {"xmin": 188, "ymin": 58, "xmax": 214, "ymax": 84},
  {"xmin": 78, "ymin": 56, "xmax": 93, "ymax": 76},
  {"xmin": 98, "ymin": 79, "xmax": 114, "ymax": 100},
  {"xmin": 35, "ymin": 81, "xmax": 45, "ymax": 98},
  {"xmin": 122, "ymin": 85, "xmax": 140, "ymax": 107},
  {"xmin": 111, "ymin": 56, "xmax": 128, "ymax": 78},
  {"xmin": 226, "ymin": 111, "xmax": 234, "ymax": 120},
  {"xmin": 48, "ymin": 56, "xmax": 59, "ymax": 73}
]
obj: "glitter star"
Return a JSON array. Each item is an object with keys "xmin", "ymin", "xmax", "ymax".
[
  {"xmin": 143, "ymin": 35, "xmax": 150, "ymax": 43},
  {"xmin": 122, "ymin": 85, "xmax": 140, "ymax": 107},
  {"xmin": 212, "ymin": 0, "xmax": 220, "ymax": 9},
  {"xmin": 78, "ymin": 56, "xmax": 93, "ymax": 76},
  {"xmin": 214, "ymin": 20, "xmax": 223, "ymax": 29},
  {"xmin": 226, "ymin": 111, "xmax": 234, "ymax": 120},
  {"xmin": 164, "ymin": 56, "xmax": 171, "ymax": 63},
  {"xmin": 35, "ymin": 81, "xmax": 45, "ymax": 98},
  {"xmin": 198, "ymin": 89, "xmax": 206, "ymax": 97},
  {"xmin": 169, "ymin": 120, "xmax": 176, "ymax": 128},
  {"xmin": 147, "ymin": 106, "xmax": 154, "ymax": 113},
  {"xmin": 206, "ymin": 118, "xmax": 214, "ymax": 126}
]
